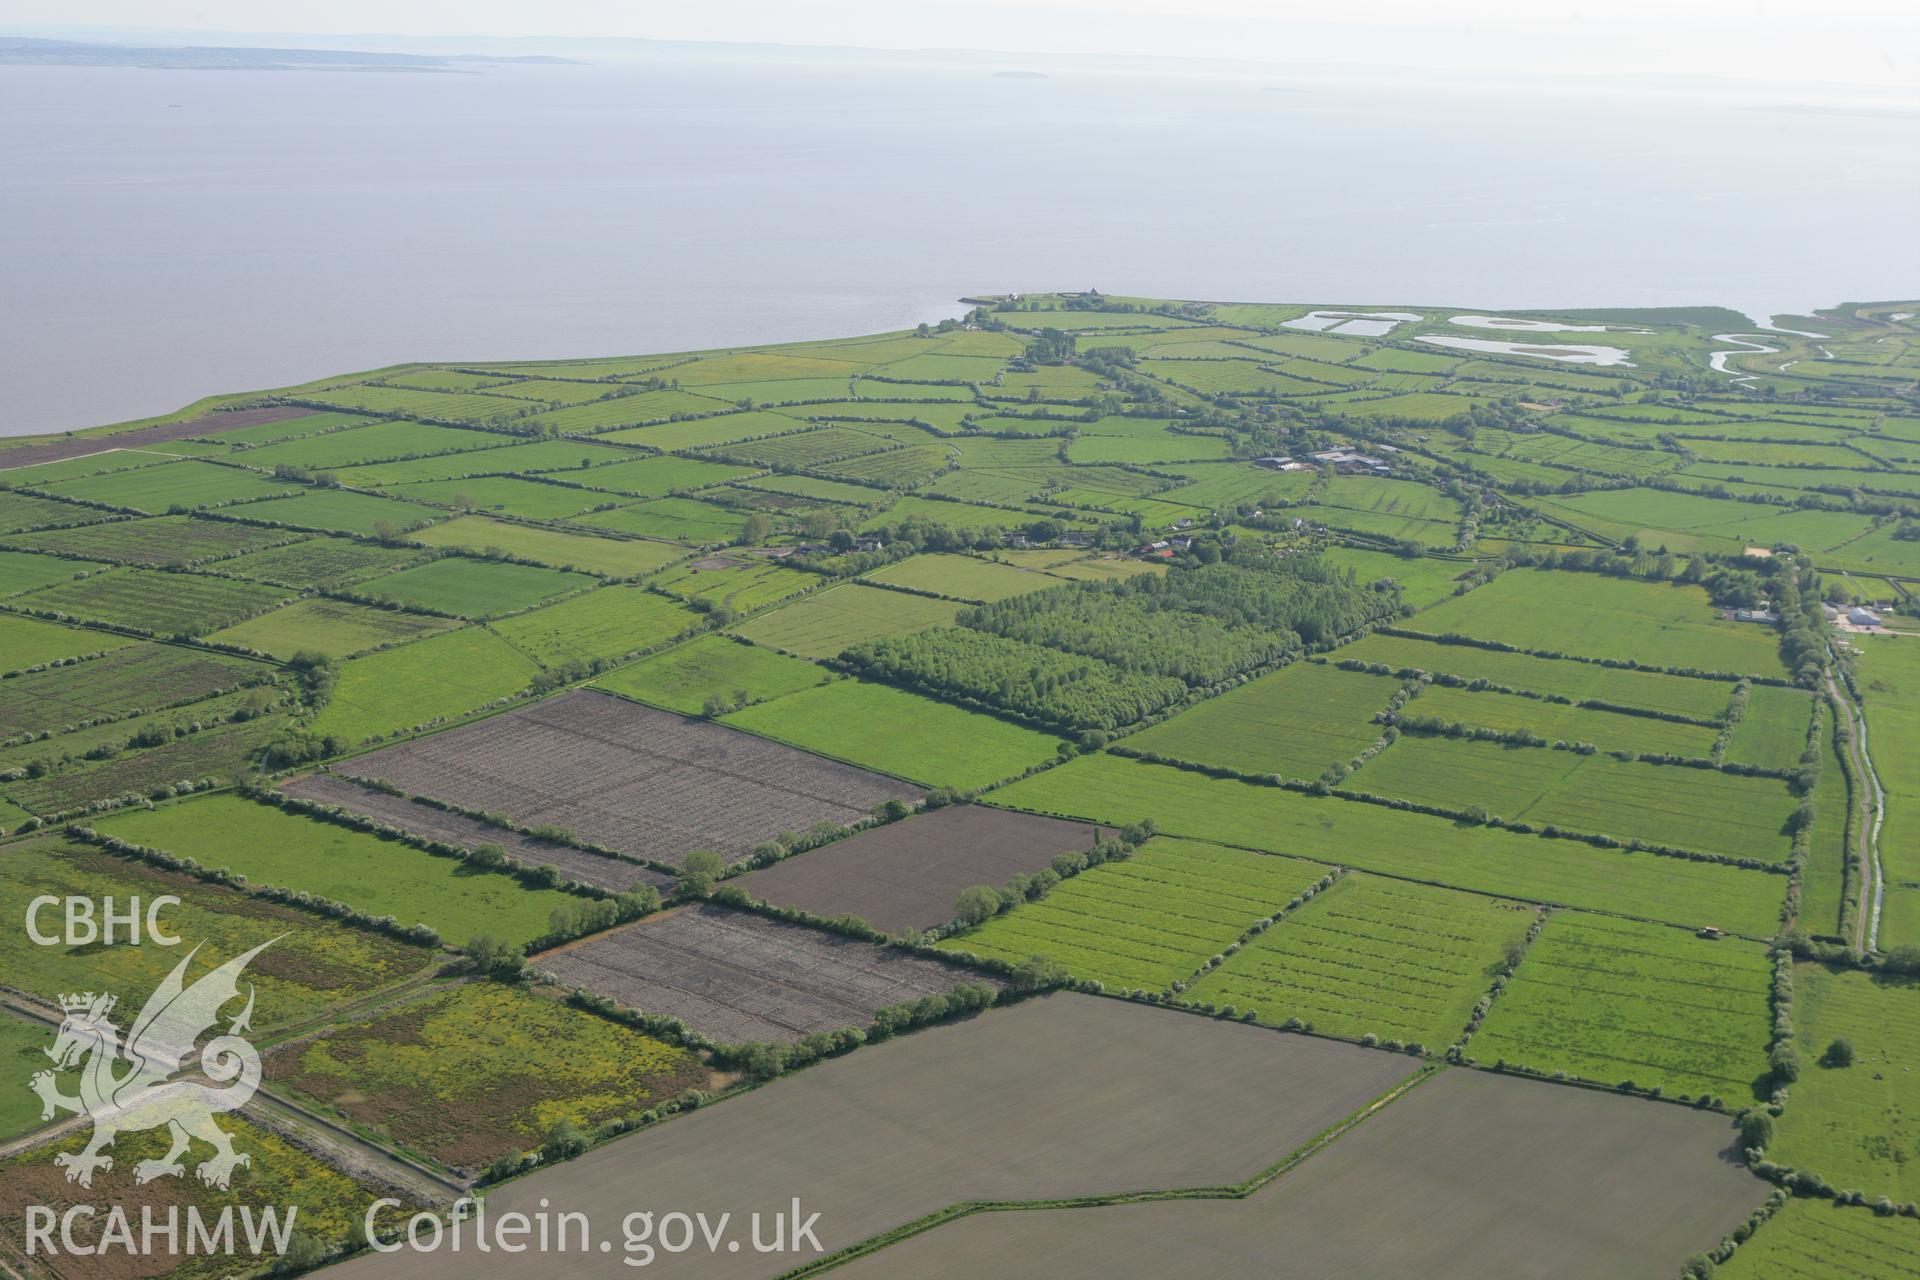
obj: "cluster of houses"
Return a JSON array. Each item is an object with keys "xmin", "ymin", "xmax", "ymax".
[
  {"xmin": 1255, "ymin": 447, "xmax": 1397, "ymax": 476},
  {"xmin": 1135, "ymin": 535, "xmax": 1195, "ymax": 559}
]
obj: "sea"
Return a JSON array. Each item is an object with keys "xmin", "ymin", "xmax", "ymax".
[{"xmin": 3, "ymin": 54, "xmax": 1917, "ymax": 435}]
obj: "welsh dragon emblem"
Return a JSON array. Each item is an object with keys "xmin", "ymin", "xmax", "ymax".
[{"xmin": 30, "ymin": 939, "xmax": 277, "ymax": 1190}]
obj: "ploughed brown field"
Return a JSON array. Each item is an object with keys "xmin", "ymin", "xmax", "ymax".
[
  {"xmin": 830, "ymin": 1067, "xmax": 1764, "ymax": 1280},
  {"xmin": 731, "ymin": 805, "xmax": 1110, "ymax": 934},
  {"xmin": 329, "ymin": 995, "xmax": 1422, "ymax": 1280},
  {"xmin": 336, "ymin": 689, "xmax": 923, "ymax": 867},
  {"xmin": 534, "ymin": 903, "xmax": 1001, "ymax": 1043},
  {"xmin": 0, "ymin": 405, "xmax": 316, "ymax": 469},
  {"xmin": 280, "ymin": 772, "xmax": 677, "ymax": 894}
]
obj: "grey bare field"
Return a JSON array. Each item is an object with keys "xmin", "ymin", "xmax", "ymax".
[
  {"xmin": 829, "ymin": 1067, "xmax": 1764, "ymax": 1280},
  {"xmin": 337, "ymin": 690, "xmax": 922, "ymax": 866},
  {"xmin": 330, "ymin": 994, "xmax": 1420, "ymax": 1279},
  {"xmin": 731, "ymin": 806, "xmax": 1110, "ymax": 934},
  {"xmin": 534, "ymin": 903, "xmax": 1001, "ymax": 1042},
  {"xmin": 281, "ymin": 772, "xmax": 676, "ymax": 894}
]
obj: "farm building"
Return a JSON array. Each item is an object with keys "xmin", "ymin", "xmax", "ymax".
[{"xmin": 1307, "ymin": 449, "xmax": 1393, "ymax": 475}]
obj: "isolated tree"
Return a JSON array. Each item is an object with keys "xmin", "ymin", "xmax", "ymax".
[
  {"xmin": 270, "ymin": 1229, "xmax": 329, "ymax": 1275},
  {"xmin": 952, "ymin": 884, "xmax": 1001, "ymax": 927},
  {"xmin": 679, "ymin": 849, "xmax": 725, "ymax": 898},
  {"xmin": 486, "ymin": 1149, "xmax": 526, "ymax": 1185},
  {"xmin": 465, "ymin": 934, "xmax": 524, "ymax": 980},
  {"xmin": 541, "ymin": 1117, "xmax": 587, "ymax": 1164},
  {"xmin": 1823, "ymin": 1038, "xmax": 1855, "ymax": 1068},
  {"xmin": 1011, "ymin": 954, "xmax": 1069, "ymax": 993}
]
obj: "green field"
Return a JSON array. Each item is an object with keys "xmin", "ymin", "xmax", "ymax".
[
  {"xmin": 98, "ymin": 795, "xmax": 573, "ymax": 947},
  {"xmin": 2, "ymin": 709, "xmax": 287, "ymax": 817},
  {"xmin": 0, "ymin": 641, "xmax": 269, "ymax": 736},
  {"xmin": 236, "ymin": 418, "xmax": 507, "ymax": 466},
  {"xmin": 732, "ymin": 582, "xmax": 961, "ymax": 658},
  {"xmin": 569, "ymin": 453, "xmax": 757, "ymax": 497},
  {"xmin": 988, "ymin": 753, "xmax": 1787, "ymax": 935},
  {"xmin": 311, "ymin": 625, "xmax": 541, "ymax": 743},
  {"xmin": 1404, "ymin": 682, "xmax": 1722, "ymax": 756},
  {"xmin": 1126, "ymin": 661, "xmax": 1399, "ymax": 779},
  {"xmin": 1408, "ymin": 569, "xmax": 1789, "ymax": 676},
  {"xmin": 651, "ymin": 556, "xmax": 818, "ymax": 612},
  {"xmin": 1719, "ymin": 1195, "xmax": 1920, "ymax": 1279},
  {"xmin": 1724, "ymin": 683, "xmax": 1815, "ymax": 769},
  {"xmin": 940, "ymin": 836, "xmax": 1331, "ymax": 991},
  {"xmin": 211, "ymin": 534, "xmax": 431, "ymax": 588},
  {"xmin": 7, "ymin": 512, "xmax": 297, "ymax": 567},
  {"xmin": 325, "ymin": 437, "xmax": 631, "ymax": 486},
  {"xmin": 0, "ymin": 488, "xmax": 108, "ymax": 530},
  {"xmin": 1354, "ymin": 734, "xmax": 1798, "ymax": 862},
  {"xmin": 232, "ymin": 488, "xmax": 447, "ymax": 535},
  {"xmin": 392, "ymin": 474, "xmax": 612, "ymax": 520},
  {"xmin": 1187, "ymin": 872, "xmax": 1538, "ymax": 1048},
  {"xmin": 16, "ymin": 565, "xmax": 288, "ymax": 635},
  {"xmin": 207, "ymin": 595, "xmax": 460, "ymax": 659},
  {"xmin": 0, "ymin": 613, "xmax": 137, "ymax": 671},
  {"xmin": 1335, "ymin": 631, "xmax": 1740, "ymax": 719},
  {"xmin": 489, "ymin": 584, "xmax": 704, "ymax": 666},
  {"xmin": 1320, "ymin": 547, "xmax": 1480, "ymax": 609},
  {"xmin": 1771, "ymin": 963, "xmax": 1920, "ymax": 1200},
  {"xmin": 594, "ymin": 633, "xmax": 834, "ymax": 713},
  {"xmin": 409, "ymin": 514, "xmax": 686, "ymax": 577},
  {"xmin": 32, "ymin": 458, "xmax": 298, "ymax": 512},
  {"xmin": 267, "ymin": 981, "xmax": 705, "ymax": 1172},
  {"xmin": 570, "ymin": 495, "xmax": 750, "ymax": 543},
  {"xmin": 0, "ymin": 1012, "xmax": 52, "ymax": 1140},
  {"xmin": 0, "ymin": 834, "xmax": 434, "ymax": 1026},
  {"xmin": 1468, "ymin": 911, "xmax": 1775, "ymax": 1101},
  {"xmin": 1856, "ymin": 636, "xmax": 1920, "ymax": 947},
  {"xmin": 599, "ymin": 408, "xmax": 808, "ymax": 451},
  {"xmin": 724, "ymin": 678, "xmax": 1065, "ymax": 788},
  {"xmin": 864, "ymin": 552, "xmax": 1066, "ymax": 602},
  {"xmin": 354, "ymin": 555, "xmax": 594, "ymax": 619},
  {"xmin": 0, "ymin": 547, "xmax": 99, "ymax": 595}
]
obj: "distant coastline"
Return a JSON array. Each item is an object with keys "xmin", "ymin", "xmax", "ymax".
[{"xmin": 0, "ymin": 35, "xmax": 579, "ymax": 72}]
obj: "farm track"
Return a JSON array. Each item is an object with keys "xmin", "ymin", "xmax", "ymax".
[{"xmin": 1829, "ymin": 664, "xmax": 1886, "ymax": 954}]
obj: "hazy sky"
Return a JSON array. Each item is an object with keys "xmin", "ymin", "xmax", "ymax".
[{"xmin": 13, "ymin": 0, "xmax": 1919, "ymax": 88}]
